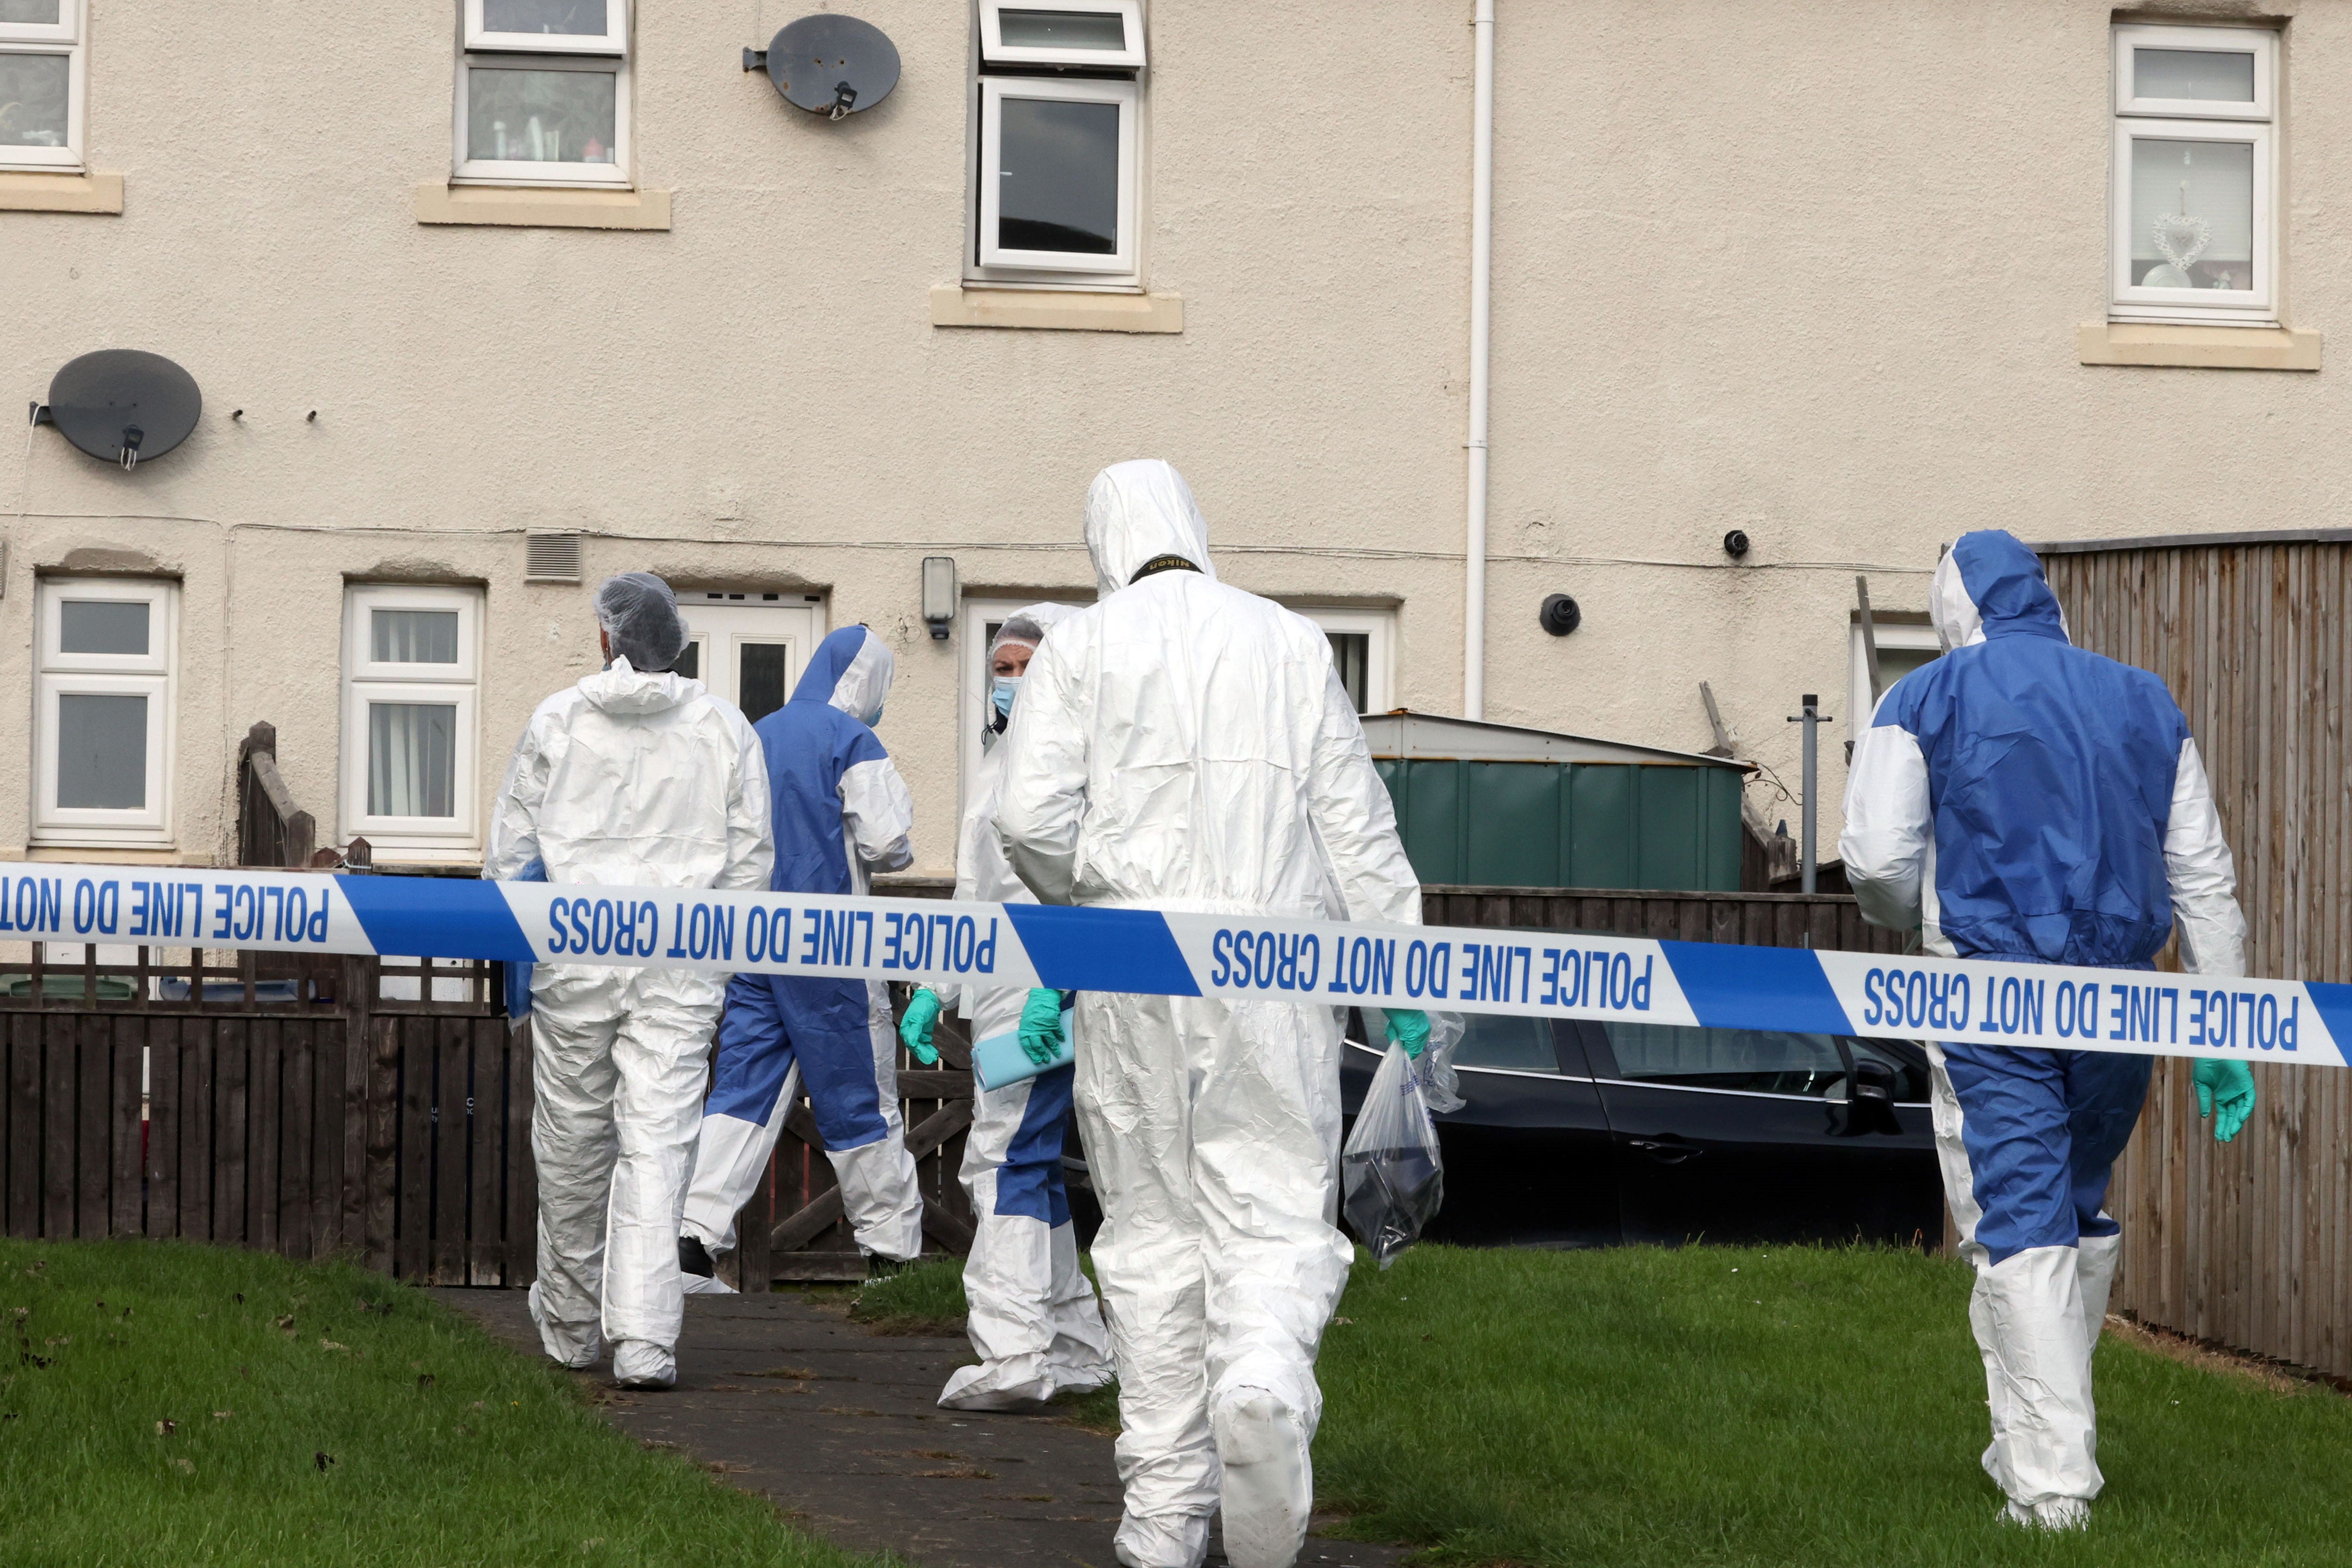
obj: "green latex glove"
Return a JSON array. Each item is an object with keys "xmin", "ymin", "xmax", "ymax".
[
  {"xmin": 2193, "ymin": 1058, "xmax": 2255, "ymax": 1144},
  {"xmin": 1384, "ymin": 1008, "xmax": 1431, "ymax": 1060},
  {"xmin": 898, "ymin": 988, "xmax": 942, "ymax": 1066},
  {"xmin": 1019, "ymin": 988, "xmax": 1068, "ymax": 1066}
]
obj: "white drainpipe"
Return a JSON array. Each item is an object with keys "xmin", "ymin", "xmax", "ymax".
[{"xmin": 1464, "ymin": 0, "xmax": 1495, "ymax": 721}]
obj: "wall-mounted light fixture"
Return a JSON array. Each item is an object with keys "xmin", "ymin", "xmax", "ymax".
[{"xmin": 921, "ymin": 556, "xmax": 957, "ymax": 641}]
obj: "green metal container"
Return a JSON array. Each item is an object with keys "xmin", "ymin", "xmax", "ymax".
[{"xmin": 1360, "ymin": 712, "xmax": 1750, "ymax": 891}]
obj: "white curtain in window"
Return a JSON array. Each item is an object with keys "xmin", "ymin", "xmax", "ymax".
[{"xmin": 368, "ymin": 703, "xmax": 457, "ymax": 818}]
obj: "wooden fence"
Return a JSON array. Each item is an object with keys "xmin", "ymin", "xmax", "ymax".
[
  {"xmin": 0, "ymin": 951, "xmax": 535, "ymax": 1286},
  {"xmin": 2046, "ymin": 537, "xmax": 2352, "ymax": 1379}
]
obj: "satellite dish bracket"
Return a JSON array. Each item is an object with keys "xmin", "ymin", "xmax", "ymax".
[
  {"xmin": 742, "ymin": 46, "xmax": 767, "ymax": 71},
  {"xmin": 29, "ymin": 402, "xmax": 53, "ymax": 428}
]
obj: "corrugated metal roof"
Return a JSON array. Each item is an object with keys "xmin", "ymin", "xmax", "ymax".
[{"xmin": 1357, "ymin": 709, "xmax": 1750, "ymax": 768}]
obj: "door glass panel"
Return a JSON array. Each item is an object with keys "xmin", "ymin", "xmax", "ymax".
[
  {"xmin": 482, "ymin": 0, "xmax": 605, "ymax": 34},
  {"xmin": 0, "ymin": 1, "xmax": 63, "ymax": 24},
  {"xmin": 1602, "ymin": 1023, "xmax": 1847, "ymax": 1096},
  {"xmin": 368, "ymin": 703, "xmax": 457, "ymax": 817},
  {"xmin": 998, "ymin": 8, "xmax": 1126, "ymax": 50},
  {"xmin": 739, "ymin": 643, "xmax": 790, "ymax": 724},
  {"xmin": 2134, "ymin": 47, "xmax": 2255, "ymax": 102},
  {"xmin": 1327, "ymin": 632, "xmax": 1369, "ymax": 714},
  {"xmin": 0, "ymin": 52, "xmax": 70, "ymax": 148},
  {"xmin": 997, "ymin": 96, "xmax": 1119, "ymax": 254},
  {"xmin": 59, "ymin": 600, "xmax": 149, "ymax": 656},
  {"xmin": 468, "ymin": 67, "xmax": 618, "ymax": 163},
  {"xmin": 371, "ymin": 609, "xmax": 459, "ymax": 664},
  {"xmin": 674, "ymin": 640, "xmax": 701, "ymax": 680},
  {"xmin": 2129, "ymin": 137, "xmax": 2255, "ymax": 290},
  {"xmin": 56, "ymin": 694, "xmax": 147, "ymax": 809}
]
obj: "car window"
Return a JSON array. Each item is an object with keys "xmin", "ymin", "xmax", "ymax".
[
  {"xmin": 1355, "ymin": 1009, "xmax": 1562, "ymax": 1073},
  {"xmin": 1600, "ymin": 1023, "xmax": 1849, "ymax": 1097},
  {"xmin": 1449, "ymin": 1013, "xmax": 1561, "ymax": 1073}
]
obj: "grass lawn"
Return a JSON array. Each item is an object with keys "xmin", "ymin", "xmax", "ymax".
[
  {"xmin": 858, "ymin": 1243, "xmax": 2352, "ymax": 1567},
  {"xmin": 0, "ymin": 1237, "xmax": 877, "ymax": 1568}
]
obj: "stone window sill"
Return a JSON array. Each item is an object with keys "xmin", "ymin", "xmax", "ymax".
[
  {"xmin": 931, "ymin": 285, "xmax": 1184, "ymax": 334},
  {"xmin": 0, "ymin": 171, "xmax": 123, "ymax": 214},
  {"xmin": 2079, "ymin": 321, "xmax": 2321, "ymax": 371},
  {"xmin": 415, "ymin": 182, "xmax": 671, "ymax": 231}
]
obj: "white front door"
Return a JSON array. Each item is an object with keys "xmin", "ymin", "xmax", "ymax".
[{"xmin": 676, "ymin": 596, "xmax": 825, "ymax": 725}]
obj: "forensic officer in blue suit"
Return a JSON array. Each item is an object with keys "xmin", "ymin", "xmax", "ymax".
[
  {"xmin": 899, "ymin": 603, "xmax": 1114, "ymax": 1409},
  {"xmin": 1842, "ymin": 529, "xmax": 2255, "ymax": 1531},
  {"xmin": 680, "ymin": 625, "xmax": 925, "ymax": 1277}
]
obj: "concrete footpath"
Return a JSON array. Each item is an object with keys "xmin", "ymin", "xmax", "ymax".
[{"xmin": 435, "ymin": 1288, "xmax": 1412, "ymax": 1568}]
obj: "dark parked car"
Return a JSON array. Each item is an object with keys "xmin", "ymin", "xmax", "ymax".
[
  {"xmin": 1062, "ymin": 1010, "xmax": 1941, "ymax": 1253},
  {"xmin": 1337, "ymin": 1011, "xmax": 1943, "ymax": 1250}
]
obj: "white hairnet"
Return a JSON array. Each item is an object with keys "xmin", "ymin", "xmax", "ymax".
[
  {"xmin": 988, "ymin": 601, "xmax": 1081, "ymax": 664},
  {"xmin": 594, "ymin": 572, "xmax": 689, "ymax": 673},
  {"xmin": 1083, "ymin": 460, "xmax": 1218, "ymax": 597}
]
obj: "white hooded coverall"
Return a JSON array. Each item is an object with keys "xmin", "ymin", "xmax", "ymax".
[
  {"xmin": 935, "ymin": 602, "xmax": 1115, "ymax": 1410},
  {"xmin": 995, "ymin": 461, "xmax": 1424, "ymax": 1568},
  {"xmin": 485, "ymin": 657, "xmax": 773, "ymax": 1376}
]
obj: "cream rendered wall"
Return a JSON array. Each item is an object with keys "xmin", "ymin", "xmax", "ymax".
[
  {"xmin": 1482, "ymin": 0, "xmax": 2342, "ymax": 853},
  {"xmin": 9, "ymin": 0, "xmax": 2338, "ymax": 886},
  {"xmin": 2, "ymin": 1, "xmax": 1473, "ymax": 875}
]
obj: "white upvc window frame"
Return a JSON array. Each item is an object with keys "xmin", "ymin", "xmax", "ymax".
[
  {"xmin": 465, "ymin": 0, "xmax": 627, "ymax": 55},
  {"xmin": 976, "ymin": 74, "xmax": 1140, "ymax": 278},
  {"xmin": 341, "ymin": 584, "xmax": 483, "ymax": 858},
  {"xmin": 979, "ymin": 1, "xmax": 1146, "ymax": 69},
  {"xmin": 1294, "ymin": 606, "xmax": 1397, "ymax": 717},
  {"xmin": 31, "ymin": 577, "xmax": 179, "ymax": 848},
  {"xmin": 0, "ymin": 0, "xmax": 87, "ymax": 173},
  {"xmin": 2109, "ymin": 24, "xmax": 2279, "ymax": 326},
  {"xmin": 453, "ymin": 5, "xmax": 630, "ymax": 189},
  {"xmin": 1847, "ymin": 619, "xmax": 1940, "ymax": 748}
]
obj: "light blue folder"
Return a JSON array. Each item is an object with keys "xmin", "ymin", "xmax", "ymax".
[{"xmin": 971, "ymin": 1006, "xmax": 1075, "ymax": 1092}]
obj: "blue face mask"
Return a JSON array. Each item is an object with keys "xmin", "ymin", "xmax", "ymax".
[
  {"xmin": 992, "ymin": 677, "xmax": 1021, "ymax": 720},
  {"xmin": 868, "ymin": 706, "xmax": 883, "ymax": 728}
]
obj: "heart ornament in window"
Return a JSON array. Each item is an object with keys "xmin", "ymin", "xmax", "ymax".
[{"xmin": 2151, "ymin": 211, "xmax": 2211, "ymax": 275}]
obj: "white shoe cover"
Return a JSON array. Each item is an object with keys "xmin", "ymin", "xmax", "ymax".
[
  {"xmin": 611, "ymin": 1339, "xmax": 677, "ymax": 1389},
  {"xmin": 2000, "ymin": 1497, "xmax": 2090, "ymax": 1531},
  {"xmin": 529, "ymin": 1280, "xmax": 602, "ymax": 1369},
  {"xmin": 680, "ymin": 1272, "xmax": 737, "ymax": 1296},
  {"xmin": 1213, "ymin": 1391, "xmax": 1313, "ymax": 1568},
  {"xmin": 1112, "ymin": 1509, "xmax": 1211, "ymax": 1568},
  {"xmin": 939, "ymin": 1356, "xmax": 1057, "ymax": 1410}
]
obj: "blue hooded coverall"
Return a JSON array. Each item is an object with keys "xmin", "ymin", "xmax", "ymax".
[
  {"xmin": 680, "ymin": 626, "xmax": 926, "ymax": 1263},
  {"xmin": 1842, "ymin": 529, "xmax": 2246, "ymax": 1521}
]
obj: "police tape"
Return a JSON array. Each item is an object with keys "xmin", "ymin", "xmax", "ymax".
[{"xmin": 5, "ymin": 864, "xmax": 2346, "ymax": 1068}]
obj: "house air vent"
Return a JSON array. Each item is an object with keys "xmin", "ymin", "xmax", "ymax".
[{"xmin": 524, "ymin": 532, "xmax": 583, "ymax": 584}]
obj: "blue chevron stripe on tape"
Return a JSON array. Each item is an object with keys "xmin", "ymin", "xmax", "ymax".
[
  {"xmin": 1660, "ymin": 940, "xmax": 1848, "ymax": 1035},
  {"xmin": 1003, "ymin": 904, "xmax": 1201, "ymax": 997},
  {"xmin": 338, "ymin": 876, "xmax": 539, "ymax": 962}
]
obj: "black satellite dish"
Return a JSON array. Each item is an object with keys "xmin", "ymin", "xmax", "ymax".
[
  {"xmin": 744, "ymin": 14, "xmax": 900, "ymax": 119},
  {"xmin": 41, "ymin": 350, "xmax": 202, "ymax": 470}
]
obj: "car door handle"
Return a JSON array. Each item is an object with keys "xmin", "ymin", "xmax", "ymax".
[{"xmin": 1628, "ymin": 1137, "xmax": 1703, "ymax": 1164}]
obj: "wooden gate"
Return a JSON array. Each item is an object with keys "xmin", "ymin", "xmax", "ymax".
[{"xmin": 2043, "ymin": 533, "xmax": 2352, "ymax": 1378}]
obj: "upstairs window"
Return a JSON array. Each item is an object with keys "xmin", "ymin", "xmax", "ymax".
[
  {"xmin": 0, "ymin": 0, "xmax": 85, "ymax": 172},
  {"xmin": 970, "ymin": 1, "xmax": 1145, "ymax": 288},
  {"xmin": 2111, "ymin": 24, "xmax": 2277, "ymax": 325},
  {"xmin": 455, "ymin": 0, "xmax": 630, "ymax": 186}
]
